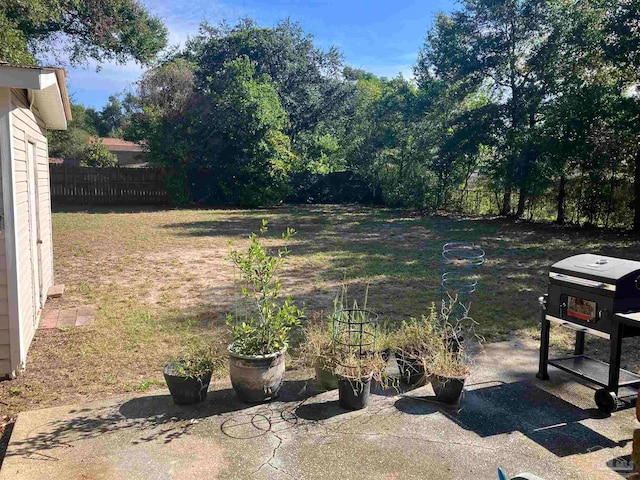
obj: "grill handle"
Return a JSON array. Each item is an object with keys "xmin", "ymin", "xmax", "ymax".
[
  {"xmin": 560, "ymin": 300, "xmax": 567, "ymax": 318},
  {"xmin": 552, "ymin": 273, "xmax": 606, "ymax": 289}
]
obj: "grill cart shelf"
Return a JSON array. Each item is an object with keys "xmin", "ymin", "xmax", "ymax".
[
  {"xmin": 536, "ymin": 254, "xmax": 640, "ymax": 414},
  {"xmin": 548, "ymin": 355, "xmax": 640, "ymax": 389},
  {"xmin": 538, "ymin": 309, "xmax": 640, "ymax": 413}
]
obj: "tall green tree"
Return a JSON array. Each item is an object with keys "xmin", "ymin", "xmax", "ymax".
[
  {"xmin": 137, "ymin": 55, "xmax": 295, "ymax": 206},
  {"xmin": 345, "ymin": 72, "xmax": 434, "ymax": 208},
  {"xmin": 48, "ymin": 103, "xmax": 92, "ymax": 161},
  {"xmin": 601, "ymin": 0, "xmax": 640, "ymax": 231},
  {"xmin": 418, "ymin": 0, "xmax": 557, "ymax": 216},
  {"xmin": 187, "ymin": 19, "xmax": 354, "ymax": 146},
  {"xmin": 92, "ymin": 95, "xmax": 125, "ymax": 137},
  {"xmin": 133, "ymin": 19, "xmax": 360, "ymax": 205},
  {"xmin": 193, "ymin": 55, "xmax": 295, "ymax": 206},
  {"xmin": 0, "ymin": 0, "xmax": 167, "ymax": 66}
]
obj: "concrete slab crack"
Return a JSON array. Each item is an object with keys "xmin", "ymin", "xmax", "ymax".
[{"xmin": 253, "ymin": 430, "xmax": 294, "ymax": 478}]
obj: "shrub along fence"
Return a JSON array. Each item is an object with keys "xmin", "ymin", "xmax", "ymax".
[
  {"xmin": 49, "ymin": 166, "xmax": 379, "ymax": 207},
  {"xmin": 50, "ymin": 165, "xmax": 171, "ymax": 205},
  {"xmin": 287, "ymin": 171, "xmax": 382, "ymax": 204}
]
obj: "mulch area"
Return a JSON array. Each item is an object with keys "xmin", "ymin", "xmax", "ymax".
[{"xmin": 0, "ymin": 416, "xmax": 15, "ymax": 468}]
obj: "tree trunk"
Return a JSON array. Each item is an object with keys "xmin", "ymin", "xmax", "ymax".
[
  {"xmin": 501, "ymin": 190, "xmax": 511, "ymax": 216},
  {"xmin": 634, "ymin": 147, "xmax": 640, "ymax": 233},
  {"xmin": 516, "ymin": 189, "xmax": 526, "ymax": 218},
  {"xmin": 556, "ymin": 175, "xmax": 566, "ymax": 225}
]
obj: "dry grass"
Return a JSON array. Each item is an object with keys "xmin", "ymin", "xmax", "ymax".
[{"xmin": 1, "ymin": 204, "xmax": 640, "ymax": 415}]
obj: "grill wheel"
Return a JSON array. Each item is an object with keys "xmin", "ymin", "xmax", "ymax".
[{"xmin": 595, "ymin": 389, "xmax": 619, "ymax": 413}]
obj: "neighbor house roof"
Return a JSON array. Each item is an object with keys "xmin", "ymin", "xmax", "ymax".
[
  {"xmin": 0, "ymin": 62, "xmax": 72, "ymax": 130},
  {"xmin": 90, "ymin": 137, "xmax": 145, "ymax": 152}
]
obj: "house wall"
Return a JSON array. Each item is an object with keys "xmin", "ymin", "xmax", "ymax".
[
  {"xmin": 0, "ymin": 88, "xmax": 10, "ymax": 375},
  {"xmin": 5, "ymin": 88, "xmax": 54, "ymax": 372}
]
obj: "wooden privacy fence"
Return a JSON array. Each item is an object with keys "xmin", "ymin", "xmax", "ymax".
[{"xmin": 50, "ymin": 165, "xmax": 170, "ymax": 205}]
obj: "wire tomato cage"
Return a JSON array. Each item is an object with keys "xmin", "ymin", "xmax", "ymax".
[
  {"xmin": 331, "ymin": 308, "xmax": 380, "ymax": 360},
  {"xmin": 441, "ymin": 242, "xmax": 485, "ymax": 322}
]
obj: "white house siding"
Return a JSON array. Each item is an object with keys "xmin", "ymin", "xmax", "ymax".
[
  {"xmin": 0, "ymin": 87, "xmax": 11, "ymax": 375},
  {"xmin": 9, "ymin": 88, "xmax": 54, "ymax": 367},
  {"xmin": 0, "ymin": 232, "xmax": 9, "ymax": 375}
]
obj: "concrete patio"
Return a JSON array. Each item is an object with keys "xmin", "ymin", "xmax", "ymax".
[{"xmin": 1, "ymin": 339, "xmax": 637, "ymax": 479}]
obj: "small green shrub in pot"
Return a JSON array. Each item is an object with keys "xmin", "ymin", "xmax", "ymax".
[
  {"xmin": 164, "ymin": 345, "xmax": 224, "ymax": 405},
  {"xmin": 390, "ymin": 304, "xmax": 439, "ymax": 386},
  {"xmin": 227, "ymin": 220, "xmax": 303, "ymax": 402}
]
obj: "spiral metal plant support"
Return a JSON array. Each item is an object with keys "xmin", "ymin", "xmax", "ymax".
[{"xmin": 441, "ymin": 242, "xmax": 485, "ymax": 323}]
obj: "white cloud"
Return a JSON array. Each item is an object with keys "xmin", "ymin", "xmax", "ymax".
[{"xmin": 146, "ymin": 0, "xmax": 245, "ymax": 48}]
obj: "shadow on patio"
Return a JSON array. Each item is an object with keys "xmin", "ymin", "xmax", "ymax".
[{"xmin": 395, "ymin": 380, "xmax": 629, "ymax": 458}]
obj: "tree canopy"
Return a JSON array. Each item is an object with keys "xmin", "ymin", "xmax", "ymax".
[
  {"xmin": 24, "ymin": 3, "xmax": 640, "ymax": 229},
  {"xmin": 0, "ymin": 0, "xmax": 167, "ymax": 66},
  {"xmin": 131, "ymin": 20, "xmax": 355, "ymax": 206}
]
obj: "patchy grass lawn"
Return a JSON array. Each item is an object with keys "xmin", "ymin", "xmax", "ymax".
[{"xmin": 1, "ymin": 204, "xmax": 640, "ymax": 415}]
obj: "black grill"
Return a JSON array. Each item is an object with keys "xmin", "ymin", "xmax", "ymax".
[{"xmin": 537, "ymin": 254, "xmax": 640, "ymax": 413}]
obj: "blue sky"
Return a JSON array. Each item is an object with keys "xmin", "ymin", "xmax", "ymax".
[{"xmin": 66, "ymin": 0, "xmax": 457, "ymax": 109}]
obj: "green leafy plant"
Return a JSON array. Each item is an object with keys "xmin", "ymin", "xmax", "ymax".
[
  {"xmin": 227, "ymin": 220, "xmax": 303, "ymax": 356},
  {"xmin": 166, "ymin": 344, "xmax": 223, "ymax": 378},
  {"xmin": 80, "ymin": 140, "xmax": 118, "ymax": 167}
]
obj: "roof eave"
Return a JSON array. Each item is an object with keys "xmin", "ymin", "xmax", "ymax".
[
  {"xmin": 53, "ymin": 68, "xmax": 72, "ymax": 122},
  {"xmin": 0, "ymin": 64, "xmax": 72, "ymax": 130}
]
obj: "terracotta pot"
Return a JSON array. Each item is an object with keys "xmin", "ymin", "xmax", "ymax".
[{"xmin": 228, "ymin": 344, "xmax": 286, "ymax": 403}]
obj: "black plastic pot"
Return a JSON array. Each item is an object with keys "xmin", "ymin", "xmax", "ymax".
[
  {"xmin": 163, "ymin": 364, "xmax": 212, "ymax": 405},
  {"xmin": 338, "ymin": 375, "xmax": 372, "ymax": 410},
  {"xmin": 315, "ymin": 363, "xmax": 339, "ymax": 390},
  {"xmin": 431, "ymin": 374, "xmax": 466, "ymax": 404},
  {"xmin": 395, "ymin": 351, "xmax": 426, "ymax": 386}
]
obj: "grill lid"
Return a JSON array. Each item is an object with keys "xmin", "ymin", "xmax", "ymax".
[{"xmin": 550, "ymin": 254, "xmax": 640, "ymax": 284}]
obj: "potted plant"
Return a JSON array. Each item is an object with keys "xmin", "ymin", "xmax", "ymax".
[
  {"xmin": 389, "ymin": 305, "xmax": 439, "ymax": 386},
  {"xmin": 329, "ymin": 287, "xmax": 388, "ymax": 409},
  {"xmin": 429, "ymin": 340, "xmax": 471, "ymax": 404},
  {"xmin": 298, "ymin": 319, "xmax": 338, "ymax": 390},
  {"xmin": 333, "ymin": 351, "xmax": 387, "ymax": 410},
  {"xmin": 227, "ymin": 221, "xmax": 303, "ymax": 403},
  {"xmin": 164, "ymin": 345, "xmax": 222, "ymax": 405},
  {"xmin": 427, "ymin": 306, "xmax": 480, "ymax": 404},
  {"xmin": 302, "ymin": 283, "xmax": 379, "ymax": 390}
]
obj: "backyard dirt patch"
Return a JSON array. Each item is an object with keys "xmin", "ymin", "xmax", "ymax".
[{"xmin": 1, "ymin": 205, "xmax": 639, "ymax": 416}]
